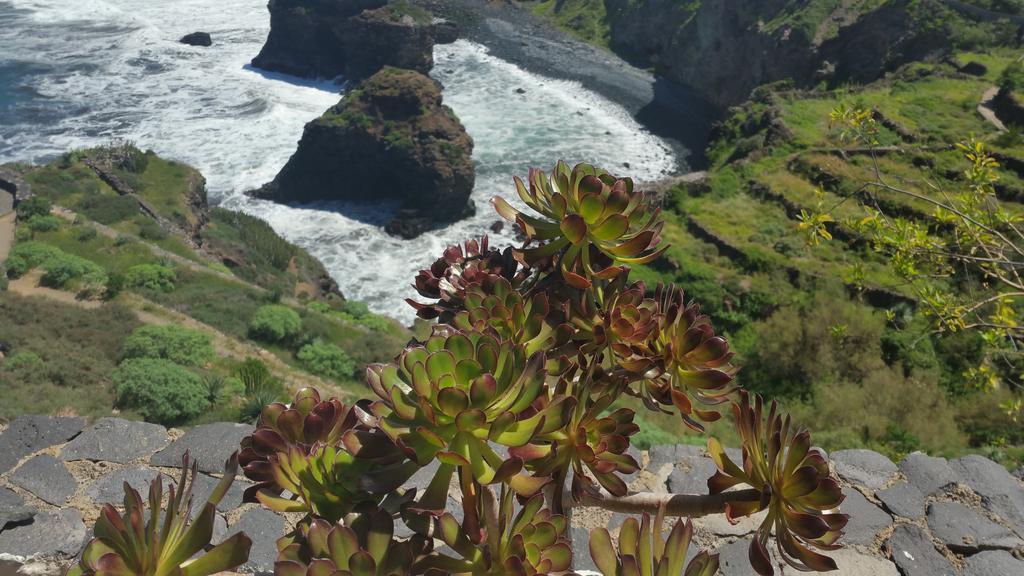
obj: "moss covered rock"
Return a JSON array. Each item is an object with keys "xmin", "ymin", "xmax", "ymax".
[{"xmin": 255, "ymin": 67, "xmax": 475, "ymax": 238}]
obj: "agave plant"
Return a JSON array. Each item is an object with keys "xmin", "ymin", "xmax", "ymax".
[
  {"xmin": 407, "ymin": 236, "xmax": 523, "ymax": 321},
  {"xmin": 590, "ymin": 511, "xmax": 719, "ymax": 576},
  {"xmin": 420, "ymin": 491, "xmax": 572, "ymax": 575},
  {"xmin": 367, "ymin": 325, "xmax": 573, "ymax": 498},
  {"xmin": 66, "ymin": 453, "xmax": 251, "ymax": 576},
  {"xmin": 493, "ymin": 161, "xmax": 666, "ymax": 288},
  {"xmin": 707, "ymin": 392, "xmax": 848, "ymax": 575},
  {"xmin": 275, "ymin": 506, "xmax": 420, "ymax": 576}
]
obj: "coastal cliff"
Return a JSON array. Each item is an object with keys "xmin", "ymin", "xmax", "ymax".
[{"xmin": 253, "ymin": 67, "xmax": 475, "ymax": 239}]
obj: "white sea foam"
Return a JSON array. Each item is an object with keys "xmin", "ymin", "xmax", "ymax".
[{"xmin": 0, "ymin": 0, "xmax": 679, "ymax": 323}]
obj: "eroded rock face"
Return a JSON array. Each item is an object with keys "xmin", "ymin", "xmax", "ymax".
[
  {"xmin": 255, "ymin": 67, "xmax": 475, "ymax": 238},
  {"xmin": 251, "ymin": 0, "xmax": 438, "ymax": 80}
]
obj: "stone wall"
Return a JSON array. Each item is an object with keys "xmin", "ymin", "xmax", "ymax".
[{"xmin": 0, "ymin": 416, "xmax": 1022, "ymax": 575}]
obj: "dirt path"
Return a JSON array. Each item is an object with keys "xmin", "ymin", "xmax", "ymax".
[
  {"xmin": 6, "ymin": 270, "xmax": 347, "ymax": 399},
  {"xmin": 979, "ymin": 86, "xmax": 1007, "ymax": 132},
  {"xmin": 0, "ymin": 212, "xmax": 14, "ymax": 263}
]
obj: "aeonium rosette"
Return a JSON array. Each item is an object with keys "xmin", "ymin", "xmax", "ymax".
[
  {"xmin": 407, "ymin": 236, "xmax": 524, "ymax": 322},
  {"xmin": 493, "ymin": 161, "xmax": 667, "ymax": 288},
  {"xmin": 707, "ymin": 391, "xmax": 848, "ymax": 575},
  {"xmin": 366, "ymin": 325, "xmax": 575, "ymax": 504}
]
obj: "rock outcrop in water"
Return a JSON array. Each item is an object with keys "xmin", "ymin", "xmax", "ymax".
[
  {"xmin": 251, "ymin": 0, "xmax": 439, "ymax": 80},
  {"xmin": 179, "ymin": 32, "xmax": 212, "ymax": 47},
  {"xmin": 254, "ymin": 67, "xmax": 475, "ymax": 239}
]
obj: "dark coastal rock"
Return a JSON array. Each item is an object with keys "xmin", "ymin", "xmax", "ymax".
[
  {"xmin": 179, "ymin": 32, "xmax": 212, "ymax": 47},
  {"xmin": 150, "ymin": 422, "xmax": 254, "ymax": 474},
  {"xmin": 85, "ymin": 467, "xmax": 163, "ymax": 505},
  {"xmin": 926, "ymin": 501, "xmax": 1022, "ymax": 553},
  {"xmin": 0, "ymin": 509, "xmax": 86, "ymax": 558},
  {"xmin": 0, "ymin": 415, "xmax": 85, "ymax": 474},
  {"xmin": 0, "ymin": 488, "xmax": 34, "ymax": 531},
  {"xmin": 433, "ymin": 18, "xmax": 459, "ymax": 44},
  {"xmin": 255, "ymin": 68, "xmax": 475, "ymax": 238},
  {"xmin": 899, "ymin": 451, "xmax": 959, "ymax": 496},
  {"xmin": 341, "ymin": 3, "xmax": 436, "ymax": 79},
  {"xmin": 9, "ymin": 455, "xmax": 77, "ymax": 506},
  {"xmin": 964, "ymin": 550, "xmax": 1024, "ymax": 576},
  {"xmin": 251, "ymin": 0, "xmax": 386, "ymax": 78},
  {"xmin": 832, "ymin": 448, "xmax": 897, "ymax": 490},
  {"xmin": 876, "ymin": 482, "xmax": 926, "ymax": 519},
  {"xmin": 188, "ymin": 472, "xmax": 249, "ymax": 512},
  {"xmin": 840, "ymin": 489, "xmax": 892, "ymax": 545},
  {"xmin": 665, "ymin": 446, "xmax": 718, "ymax": 495},
  {"xmin": 886, "ymin": 523, "xmax": 957, "ymax": 576},
  {"xmin": 230, "ymin": 508, "xmax": 285, "ymax": 575},
  {"xmin": 950, "ymin": 454, "xmax": 1024, "ymax": 535},
  {"xmin": 60, "ymin": 418, "xmax": 168, "ymax": 463}
]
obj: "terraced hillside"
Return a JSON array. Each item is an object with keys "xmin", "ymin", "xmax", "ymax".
[{"xmin": 628, "ymin": 50, "xmax": 1024, "ymax": 468}]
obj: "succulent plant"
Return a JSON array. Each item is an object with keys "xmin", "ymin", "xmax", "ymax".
[
  {"xmin": 275, "ymin": 506, "xmax": 420, "ymax": 576},
  {"xmin": 590, "ymin": 511, "xmax": 719, "ymax": 576},
  {"xmin": 707, "ymin": 392, "xmax": 847, "ymax": 575},
  {"xmin": 66, "ymin": 453, "xmax": 251, "ymax": 576},
  {"xmin": 493, "ymin": 161, "xmax": 667, "ymax": 288},
  {"xmin": 407, "ymin": 236, "xmax": 523, "ymax": 321},
  {"xmin": 420, "ymin": 491, "xmax": 572, "ymax": 575},
  {"xmin": 367, "ymin": 326, "xmax": 573, "ymax": 497},
  {"xmin": 239, "ymin": 388, "xmax": 372, "ymax": 501},
  {"xmin": 641, "ymin": 284, "xmax": 737, "ymax": 432}
]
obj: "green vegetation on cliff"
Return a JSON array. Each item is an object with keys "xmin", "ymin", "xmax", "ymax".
[{"xmin": 0, "ymin": 146, "xmax": 410, "ymax": 426}]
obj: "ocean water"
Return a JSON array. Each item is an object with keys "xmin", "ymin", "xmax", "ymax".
[{"xmin": 0, "ymin": 0, "xmax": 680, "ymax": 323}]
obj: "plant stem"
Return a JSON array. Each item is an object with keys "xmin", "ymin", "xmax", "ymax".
[{"xmin": 573, "ymin": 488, "xmax": 762, "ymax": 518}]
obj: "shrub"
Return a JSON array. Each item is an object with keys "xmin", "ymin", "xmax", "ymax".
[
  {"xmin": 74, "ymin": 226, "xmax": 98, "ymax": 242},
  {"xmin": 77, "ymin": 194, "xmax": 138, "ymax": 224},
  {"xmin": 16, "ymin": 195, "xmax": 51, "ymax": 220},
  {"xmin": 248, "ymin": 304, "xmax": 302, "ymax": 343},
  {"xmin": 112, "ymin": 358, "xmax": 208, "ymax": 425},
  {"xmin": 237, "ymin": 358, "xmax": 284, "ymax": 423},
  {"xmin": 25, "ymin": 214, "xmax": 63, "ymax": 232},
  {"xmin": 296, "ymin": 340, "xmax": 356, "ymax": 379},
  {"xmin": 3, "ymin": 350, "xmax": 44, "ymax": 371},
  {"xmin": 123, "ymin": 264, "xmax": 176, "ymax": 292},
  {"xmin": 40, "ymin": 252, "xmax": 107, "ymax": 289},
  {"xmin": 5, "ymin": 242, "xmax": 62, "ymax": 277},
  {"xmin": 138, "ymin": 219, "xmax": 168, "ymax": 241},
  {"xmin": 122, "ymin": 324, "xmax": 214, "ymax": 367},
  {"xmin": 1000, "ymin": 60, "xmax": 1024, "ymax": 92}
]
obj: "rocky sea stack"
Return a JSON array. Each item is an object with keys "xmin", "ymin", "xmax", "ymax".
[
  {"xmin": 254, "ymin": 67, "xmax": 475, "ymax": 239},
  {"xmin": 251, "ymin": 0, "xmax": 439, "ymax": 80},
  {"xmin": 179, "ymin": 31, "xmax": 212, "ymax": 47}
]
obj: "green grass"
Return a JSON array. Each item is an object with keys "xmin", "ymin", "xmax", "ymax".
[{"xmin": 531, "ymin": 0, "xmax": 612, "ymax": 48}]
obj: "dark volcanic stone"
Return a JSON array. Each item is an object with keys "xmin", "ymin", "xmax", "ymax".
[
  {"xmin": 832, "ymin": 448, "xmax": 897, "ymax": 489},
  {"xmin": 150, "ymin": 422, "xmax": 254, "ymax": 474},
  {"xmin": 840, "ymin": 489, "xmax": 892, "ymax": 545},
  {"xmin": 951, "ymin": 454, "xmax": 1024, "ymax": 536},
  {"xmin": 230, "ymin": 508, "xmax": 285, "ymax": 575},
  {"xmin": 963, "ymin": 550, "xmax": 1024, "ymax": 576},
  {"xmin": 341, "ymin": 5, "xmax": 436, "ymax": 79},
  {"xmin": 9, "ymin": 455, "xmax": 77, "ymax": 506},
  {"xmin": 251, "ymin": 0, "xmax": 387, "ymax": 78},
  {"xmin": 188, "ymin": 472, "xmax": 248, "ymax": 512},
  {"xmin": 60, "ymin": 417, "xmax": 168, "ymax": 463},
  {"xmin": 927, "ymin": 501, "xmax": 1022, "ymax": 552},
  {"xmin": 0, "ymin": 488, "xmax": 34, "ymax": 531},
  {"xmin": 255, "ymin": 68, "xmax": 475, "ymax": 239},
  {"xmin": 179, "ymin": 32, "xmax": 212, "ymax": 47},
  {"xmin": 666, "ymin": 447, "xmax": 718, "ymax": 495},
  {"xmin": 0, "ymin": 415, "xmax": 85, "ymax": 473},
  {"xmin": 0, "ymin": 509, "xmax": 86, "ymax": 557},
  {"xmin": 717, "ymin": 538, "xmax": 762, "ymax": 576},
  {"xmin": 876, "ymin": 482, "xmax": 926, "ymax": 519},
  {"xmin": 899, "ymin": 452, "xmax": 958, "ymax": 495},
  {"xmin": 886, "ymin": 524, "xmax": 956, "ymax": 576},
  {"xmin": 85, "ymin": 467, "xmax": 163, "ymax": 505}
]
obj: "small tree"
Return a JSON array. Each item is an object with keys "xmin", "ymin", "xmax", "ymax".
[
  {"xmin": 297, "ymin": 339, "xmax": 356, "ymax": 379},
  {"xmin": 122, "ymin": 324, "xmax": 214, "ymax": 367},
  {"xmin": 249, "ymin": 304, "xmax": 302, "ymax": 343}
]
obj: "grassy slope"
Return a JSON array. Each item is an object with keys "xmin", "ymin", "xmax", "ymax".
[{"xmin": 1, "ymin": 149, "xmax": 411, "ymax": 423}]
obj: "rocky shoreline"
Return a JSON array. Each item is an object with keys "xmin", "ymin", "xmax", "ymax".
[{"xmin": 415, "ymin": 0, "xmax": 718, "ymax": 168}]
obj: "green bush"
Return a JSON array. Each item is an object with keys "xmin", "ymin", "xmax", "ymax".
[
  {"xmin": 138, "ymin": 219, "xmax": 168, "ymax": 241},
  {"xmin": 40, "ymin": 251, "xmax": 107, "ymax": 289},
  {"xmin": 74, "ymin": 226, "xmax": 98, "ymax": 242},
  {"xmin": 112, "ymin": 358, "xmax": 208, "ymax": 425},
  {"xmin": 122, "ymin": 324, "xmax": 214, "ymax": 367},
  {"xmin": 3, "ymin": 351, "xmax": 44, "ymax": 371},
  {"xmin": 16, "ymin": 196, "xmax": 52, "ymax": 220},
  {"xmin": 249, "ymin": 304, "xmax": 302, "ymax": 343},
  {"xmin": 209, "ymin": 208, "xmax": 295, "ymax": 271},
  {"xmin": 297, "ymin": 340, "xmax": 356, "ymax": 379},
  {"xmin": 5, "ymin": 242, "xmax": 62, "ymax": 277},
  {"xmin": 1000, "ymin": 60, "xmax": 1024, "ymax": 92},
  {"xmin": 123, "ymin": 264, "xmax": 176, "ymax": 292},
  {"xmin": 237, "ymin": 358, "xmax": 285, "ymax": 423},
  {"xmin": 25, "ymin": 214, "xmax": 63, "ymax": 232}
]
